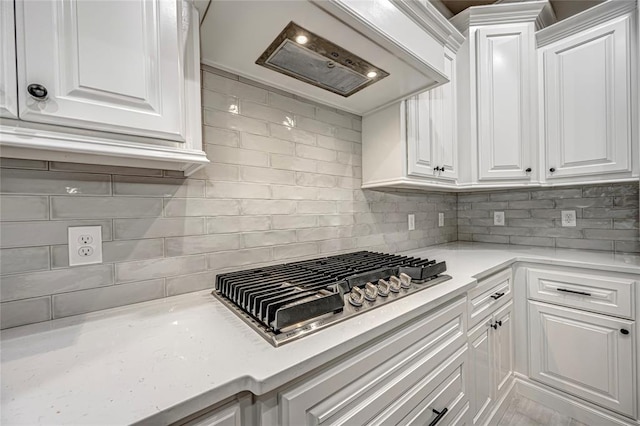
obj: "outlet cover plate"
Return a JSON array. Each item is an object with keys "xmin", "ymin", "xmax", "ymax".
[
  {"xmin": 438, "ymin": 212, "xmax": 444, "ymax": 227},
  {"xmin": 408, "ymin": 214, "xmax": 415, "ymax": 231},
  {"xmin": 68, "ymin": 226, "xmax": 103, "ymax": 266},
  {"xmin": 494, "ymin": 211, "xmax": 505, "ymax": 226},
  {"xmin": 561, "ymin": 210, "xmax": 577, "ymax": 227}
]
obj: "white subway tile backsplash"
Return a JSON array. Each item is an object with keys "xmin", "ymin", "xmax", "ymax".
[
  {"xmin": 240, "ymin": 133, "xmax": 294, "ymax": 155},
  {"xmin": 0, "ymin": 297, "xmax": 51, "ymax": 328},
  {"xmin": 115, "ymin": 255, "xmax": 205, "ymax": 283},
  {"xmin": 203, "ymin": 109, "xmax": 268, "ymax": 136},
  {"xmin": 201, "ymin": 89, "xmax": 238, "ymax": 112},
  {"xmin": 202, "ymin": 72, "xmax": 267, "ymax": 103},
  {"xmin": 206, "ymin": 248, "xmax": 272, "ymax": 269},
  {"xmin": 0, "ymin": 196, "xmax": 48, "ymax": 221},
  {"xmin": 243, "ymin": 230, "xmax": 297, "ymax": 248},
  {"xmin": 164, "ymin": 198, "xmax": 240, "ymax": 217},
  {"xmin": 166, "ymin": 271, "xmax": 216, "ymax": 296},
  {"xmin": 1, "ymin": 264, "xmax": 114, "ymax": 302},
  {"xmin": 273, "ymin": 242, "xmax": 319, "ymax": 260},
  {"xmin": 271, "ymin": 215, "xmax": 317, "ymax": 229},
  {"xmin": 241, "ymin": 200, "xmax": 296, "ymax": 215},
  {"xmin": 206, "ymin": 144, "xmax": 269, "ymax": 167},
  {"xmin": 202, "ymin": 126, "xmax": 240, "ymax": 147},
  {"xmin": 165, "ymin": 234, "xmax": 241, "ymax": 256},
  {"xmin": 114, "ymin": 218, "xmax": 204, "ymax": 239},
  {"xmin": 459, "ymin": 183, "xmax": 638, "ymax": 251},
  {"xmin": 207, "ymin": 216, "xmax": 271, "ymax": 233},
  {"xmin": 0, "ymin": 247, "xmax": 50, "ymax": 275},
  {"xmin": 51, "ymin": 197, "xmax": 162, "ymax": 219},
  {"xmin": 51, "ymin": 239, "xmax": 164, "ymax": 268},
  {"xmin": 269, "ymin": 123, "xmax": 316, "ymax": 145},
  {"xmin": 1, "ymin": 169, "xmax": 111, "ymax": 195},
  {"xmin": 240, "ymin": 166, "xmax": 295, "ymax": 185},
  {"xmin": 241, "ymin": 100, "xmax": 293, "ymax": 125},
  {"xmin": 270, "ymin": 154, "xmax": 317, "ymax": 173},
  {"xmin": 113, "ymin": 176, "xmax": 205, "ymax": 198},
  {"xmin": 270, "ymin": 185, "xmax": 317, "ymax": 200},
  {"xmin": 52, "ymin": 279, "xmax": 165, "ymax": 318},
  {"xmin": 206, "ymin": 181, "xmax": 271, "ymax": 199},
  {"xmin": 1, "ymin": 220, "xmax": 113, "ymax": 248},
  {"xmin": 296, "ymin": 145, "xmax": 337, "ymax": 162},
  {"xmin": 268, "ymin": 92, "xmax": 315, "ymax": 118}
]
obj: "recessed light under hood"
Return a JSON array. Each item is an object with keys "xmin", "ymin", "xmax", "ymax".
[{"xmin": 256, "ymin": 22, "xmax": 389, "ymax": 98}]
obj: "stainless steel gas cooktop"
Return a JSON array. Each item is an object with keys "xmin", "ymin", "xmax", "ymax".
[{"xmin": 212, "ymin": 251, "xmax": 451, "ymax": 347}]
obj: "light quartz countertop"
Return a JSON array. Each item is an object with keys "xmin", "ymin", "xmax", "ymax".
[{"xmin": 2, "ymin": 242, "xmax": 640, "ymax": 425}]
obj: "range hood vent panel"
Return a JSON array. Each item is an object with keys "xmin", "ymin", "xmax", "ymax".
[{"xmin": 256, "ymin": 22, "xmax": 388, "ymax": 98}]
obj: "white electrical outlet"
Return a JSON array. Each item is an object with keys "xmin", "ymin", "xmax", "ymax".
[
  {"xmin": 494, "ymin": 211, "xmax": 505, "ymax": 226},
  {"xmin": 561, "ymin": 210, "xmax": 577, "ymax": 227},
  {"xmin": 68, "ymin": 226, "xmax": 103, "ymax": 266},
  {"xmin": 408, "ymin": 214, "xmax": 415, "ymax": 231},
  {"xmin": 438, "ymin": 212, "xmax": 444, "ymax": 227}
]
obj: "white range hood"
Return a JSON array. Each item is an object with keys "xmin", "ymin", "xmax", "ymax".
[{"xmin": 199, "ymin": 0, "xmax": 463, "ymax": 116}]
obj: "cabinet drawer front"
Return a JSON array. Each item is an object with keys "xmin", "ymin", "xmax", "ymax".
[
  {"xmin": 528, "ymin": 301, "xmax": 635, "ymax": 417},
  {"xmin": 395, "ymin": 348, "xmax": 467, "ymax": 426},
  {"xmin": 279, "ymin": 298, "xmax": 467, "ymax": 426},
  {"xmin": 468, "ymin": 269, "xmax": 512, "ymax": 329},
  {"xmin": 527, "ymin": 268, "xmax": 635, "ymax": 319}
]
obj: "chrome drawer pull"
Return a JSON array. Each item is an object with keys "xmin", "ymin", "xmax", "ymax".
[
  {"xmin": 429, "ymin": 408, "xmax": 448, "ymax": 426},
  {"xmin": 556, "ymin": 288, "xmax": 591, "ymax": 297},
  {"xmin": 490, "ymin": 292, "xmax": 505, "ymax": 300}
]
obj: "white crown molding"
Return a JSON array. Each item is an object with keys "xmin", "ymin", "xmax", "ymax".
[
  {"xmin": 392, "ymin": 0, "xmax": 465, "ymax": 52},
  {"xmin": 536, "ymin": 0, "xmax": 637, "ymax": 48},
  {"xmin": 450, "ymin": 1, "xmax": 554, "ymax": 32}
]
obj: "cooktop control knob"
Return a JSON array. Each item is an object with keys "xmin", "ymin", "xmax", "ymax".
[
  {"xmin": 399, "ymin": 273, "xmax": 412, "ymax": 289},
  {"xmin": 377, "ymin": 279, "xmax": 390, "ymax": 297},
  {"xmin": 348, "ymin": 286, "xmax": 365, "ymax": 307},
  {"xmin": 389, "ymin": 276, "xmax": 401, "ymax": 293},
  {"xmin": 364, "ymin": 282, "xmax": 378, "ymax": 301}
]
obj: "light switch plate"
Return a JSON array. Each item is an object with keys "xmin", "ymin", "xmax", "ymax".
[
  {"xmin": 494, "ymin": 211, "xmax": 505, "ymax": 226},
  {"xmin": 68, "ymin": 226, "xmax": 103, "ymax": 266},
  {"xmin": 408, "ymin": 214, "xmax": 415, "ymax": 231},
  {"xmin": 561, "ymin": 210, "xmax": 577, "ymax": 227},
  {"xmin": 438, "ymin": 212, "xmax": 444, "ymax": 227}
]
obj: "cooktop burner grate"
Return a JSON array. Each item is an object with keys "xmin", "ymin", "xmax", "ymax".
[{"xmin": 213, "ymin": 251, "xmax": 450, "ymax": 346}]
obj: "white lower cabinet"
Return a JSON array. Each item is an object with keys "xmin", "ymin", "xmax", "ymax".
[
  {"xmin": 257, "ymin": 297, "xmax": 470, "ymax": 426},
  {"xmin": 528, "ymin": 300, "xmax": 635, "ymax": 417},
  {"xmin": 468, "ymin": 301, "xmax": 514, "ymax": 425}
]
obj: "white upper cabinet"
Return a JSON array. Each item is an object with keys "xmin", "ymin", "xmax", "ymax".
[
  {"xmin": 538, "ymin": 10, "xmax": 634, "ymax": 182},
  {"xmin": 15, "ymin": 0, "xmax": 185, "ymax": 141},
  {"xmin": 476, "ymin": 23, "xmax": 535, "ymax": 182},
  {"xmin": 0, "ymin": 0, "xmax": 18, "ymax": 119},
  {"xmin": 407, "ymin": 48, "xmax": 458, "ymax": 182},
  {"xmin": 0, "ymin": 0, "xmax": 208, "ymax": 174}
]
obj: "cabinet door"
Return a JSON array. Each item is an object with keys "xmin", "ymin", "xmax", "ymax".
[
  {"xmin": 0, "ymin": 0, "xmax": 18, "ymax": 118},
  {"xmin": 407, "ymin": 91, "xmax": 439, "ymax": 178},
  {"xmin": 407, "ymin": 48, "xmax": 457, "ymax": 182},
  {"xmin": 542, "ymin": 16, "xmax": 631, "ymax": 180},
  {"xmin": 476, "ymin": 24, "xmax": 534, "ymax": 181},
  {"xmin": 528, "ymin": 300, "xmax": 635, "ymax": 417},
  {"xmin": 468, "ymin": 320, "xmax": 494, "ymax": 425},
  {"xmin": 493, "ymin": 301, "xmax": 513, "ymax": 398},
  {"xmin": 15, "ymin": 0, "xmax": 186, "ymax": 142},
  {"xmin": 434, "ymin": 48, "xmax": 458, "ymax": 181}
]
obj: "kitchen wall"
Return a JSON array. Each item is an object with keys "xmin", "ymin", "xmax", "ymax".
[
  {"xmin": 0, "ymin": 66, "xmax": 457, "ymax": 329},
  {"xmin": 458, "ymin": 183, "xmax": 640, "ymax": 252}
]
